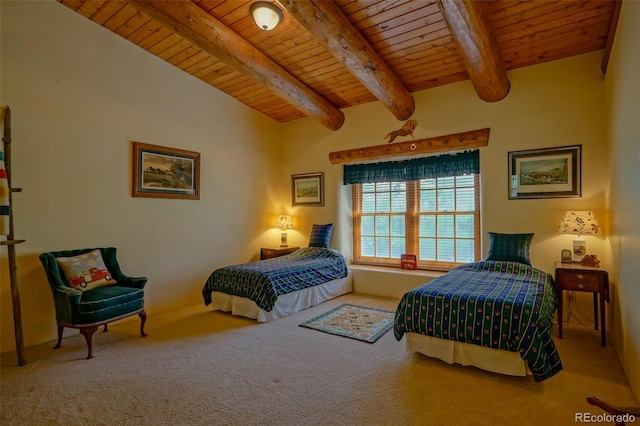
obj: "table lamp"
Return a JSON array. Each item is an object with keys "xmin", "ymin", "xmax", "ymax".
[
  {"xmin": 275, "ymin": 215, "xmax": 293, "ymax": 247},
  {"xmin": 558, "ymin": 211, "xmax": 601, "ymax": 262}
]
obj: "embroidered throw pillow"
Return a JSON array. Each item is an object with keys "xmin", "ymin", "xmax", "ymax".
[
  {"xmin": 486, "ymin": 232, "xmax": 534, "ymax": 265},
  {"xmin": 309, "ymin": 224, "xmax": 333, "ymax": 248},
  {"xmin": 56, "ymin": 249, "xmax": 117, "ymax": 291}
]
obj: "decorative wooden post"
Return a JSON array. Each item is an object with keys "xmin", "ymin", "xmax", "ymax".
[{"xmin": 1, "ymin": 106, "xmax": 26, "ymax": 366}]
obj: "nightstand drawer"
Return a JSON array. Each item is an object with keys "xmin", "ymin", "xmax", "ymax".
[
  {"xmin": 262, "ymin": 249, "xmax": 277, "ymax": 258},
  {"xmin": 260, "ymin": 247, "xmax": 300, "ymax": 260},
  {"xmin": 556, "ymin": 270, "xmax": 603, "ymax": 292}
]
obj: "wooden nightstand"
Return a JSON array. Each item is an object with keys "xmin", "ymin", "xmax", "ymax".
[
  {"xmin": 260, "ymin": 246, "xmax": 300, "ymax": 260},
  {"xmin": 554, "ymin": 261, "xmax": 609, "ymax": 346}
]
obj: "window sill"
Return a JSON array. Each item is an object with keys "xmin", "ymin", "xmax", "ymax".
[{"xmin": 348, "ymin": 263, "xmax": 446, "ymax": 278}]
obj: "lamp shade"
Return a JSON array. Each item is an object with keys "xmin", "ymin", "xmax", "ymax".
[
  {"xmin": 275, "ymin": 215, "xmax": 293, "ymax": 231},
  {"xmin": 558, "ymin": 211, "xmax": 601, "ymax": 236},
  {"xmin": 250, "ymin": 2, "xmax": 283, "ymax": 31}
]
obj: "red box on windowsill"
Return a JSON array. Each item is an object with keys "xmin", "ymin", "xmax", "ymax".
[{"xmin": 401, "ymin": 254, "xmax": 417, "ymax": 270}]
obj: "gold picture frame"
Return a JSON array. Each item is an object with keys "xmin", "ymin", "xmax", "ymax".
[{"xmin": 132, "ymin": 141, "xmax": 200, "ymax": 200}]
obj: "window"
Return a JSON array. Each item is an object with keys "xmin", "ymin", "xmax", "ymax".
[{"xmin": 346, "ymin": 151, "xmax": 480, "ymax": 271}]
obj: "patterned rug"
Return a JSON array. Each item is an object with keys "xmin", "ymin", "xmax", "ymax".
[{"xmin": 299, "ymin": 304, "xmax": 395, "ymax": 343}]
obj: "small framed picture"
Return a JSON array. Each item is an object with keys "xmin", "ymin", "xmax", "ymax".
[
  {"xmin": 508, "ymin": 145, "xmax": 581, "ymax": 199},
  {"xmin": 291, "ymin": 172, "xmax": 324, "ymax": 207},
  {"xmin": 132, "ymin": 141, "xmax": 200, "ymax": 200}
]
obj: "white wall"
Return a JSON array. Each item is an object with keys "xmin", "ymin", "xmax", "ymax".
[
  {"xmin": 604, "ymin": 0, "xmax": 640, "ymax": 399},
  {"xmin": 280, "ymin": 51, "xmax": 610, "ymax": 281},
  {"xmin": 0, "ymin": 0, "xmax": 282, "ymax": 353}
]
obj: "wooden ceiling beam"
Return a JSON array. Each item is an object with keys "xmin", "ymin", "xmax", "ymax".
[
  {"xmin": 436, "ymin": 0, "xmax": 510, "ymax": 102},
  {"xmin": 600, "ymin": 0, "xmax": 622, "ymax": 75},
  {"xmin": 281, "ymin": 0, "xmax": 415, "ymax": 121},
  {"xmin": 125, "ymin": 0, "xmax": 345, "ymax": 130}
]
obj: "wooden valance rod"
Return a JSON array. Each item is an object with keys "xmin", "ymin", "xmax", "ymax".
[{"xmin": 328, "ymin": 128, "xmax": 490, "ymax": 165}]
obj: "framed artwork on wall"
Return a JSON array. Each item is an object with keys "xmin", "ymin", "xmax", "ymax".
[
  {"xmin": 132, "ymin": 141, "xmax": 200, "ymax": 200},
  {"xmin": 291, "ymin": 172, "xmax": 324, "ymax": 206},
  {"xmin": 508, "ymin": 145, "xmax": 581, "ymax": 199}
]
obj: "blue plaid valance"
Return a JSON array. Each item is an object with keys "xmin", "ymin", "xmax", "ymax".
[{"xmin": 343, "ymin": 150, "xmax": 479, "ymax": 184}]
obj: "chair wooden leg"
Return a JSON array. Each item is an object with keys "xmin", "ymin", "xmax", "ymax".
[
  {"xmin": 587, "ymin": 396, "xmax": 640, "ymax": 425},
  {"xmin": 139, "ymin": 310, "xmax": 148, "ymax": 337},
  {"xmin": 103, "ymin": 324, "xmax": 108, "ymax": 332},
  {"xmin": 79, "ymin": 326, "xmax": 98, "ymax": 359},
  {"xmin": 53, "ymin": 325, "xmax": 64, "ymax": 349}
]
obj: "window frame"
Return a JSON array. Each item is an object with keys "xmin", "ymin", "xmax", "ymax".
[{"xmin": 352, "ymin": 174, "xmax": 480, "ymax": 271}]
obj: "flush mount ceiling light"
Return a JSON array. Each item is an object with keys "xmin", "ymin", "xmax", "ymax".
[{"xmin": 250, "ymin": 1, "xmax": 283, "ymax": 31}]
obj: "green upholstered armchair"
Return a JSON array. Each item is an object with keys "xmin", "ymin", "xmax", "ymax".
[{"xmin": 39, "ymin": 247, "xmax": 148, "ymax": 359}]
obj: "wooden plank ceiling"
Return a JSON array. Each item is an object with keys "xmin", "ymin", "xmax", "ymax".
[{"xmin": 58, "ymin": 0, "xmax": 617, "ymax": 130}]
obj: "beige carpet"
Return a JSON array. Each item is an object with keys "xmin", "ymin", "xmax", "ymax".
[{"xmin": 1, "ymin": 294, "xmax": 637, "ymax": 426}]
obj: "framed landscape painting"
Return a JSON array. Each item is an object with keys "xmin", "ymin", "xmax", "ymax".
[
  {"xmin": 132, "ymin": 141, "xmax": 200, "ymax": 200},
  {"xmin": 292, "ymin": 172, "xmax": 324, "ymax": 206},
  {"xmin": 508, "ymin": 145, "xmax": 581, "ymax": 199}
]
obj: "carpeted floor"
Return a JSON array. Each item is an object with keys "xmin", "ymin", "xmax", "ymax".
[{"xmin": 1, "ymin": 293, "xmax": 637, "ymax": 426}]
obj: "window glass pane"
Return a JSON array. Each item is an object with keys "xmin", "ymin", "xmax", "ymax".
[
  {"xmin": 456, "ymin": 175, "xmax": 474, "ymax": 187},
  {"xmin": 456, "ymin": 239, "xmax": 475, "ymax": 263},
  {"xmin": 456, "ymin": 187, "xmax": 475, "ymax": 211},
  {"xmin": 419, "ymin": 215, "xmax": 435, "ymax": 237},
  {"xmin": 375, "ymin": 216, "xmax": 389, "ymax": 235},
  {"xmin": 362, "ymin": 192, "xmax": 376, "ymax": 213},
  {"xmin": 391, "ymin": 182, "xmax": 406, "ymax": 191},
  {"xmin": 456, "ymin": 188, "xmax": 475, "ymax": 212},
  {"xmin": 361, "ymin": 237, "xmax": 375, "ymax": 257},
  {"xmin": 390, "ymin": 216, "xmax": 405, "ymax": 236},
  {"xmin": 420, "ymin": 190, "xmax": 436, "ymax": 212},
  {"xmin": 437, "ymin": 215, "xmax": 454, "ymax": 238},
  {"xmin": 438, "ymin": 177, "xmax": 455, "ymax": 188},
  {"xmin": 438, "ymin": 239, "xmax": 455, "ymax": 261},
  {"xmin": 420, "ymin": 178, "xmax": 436, "ymax": 189},
  {"xmin": 376, "ymin": 237, "xmax": 390, "ymax": 257},
  {"xmin": 419, "ymin": 238, "xmax": 436, "ymax": 260},
  {"xmin": 391, "ymin": 237, "xmax": 405, "ymax": 258},
  {"xmin": 362, "ymin": 183, "xmax": 376, "ymax": 192},
  {"xmin": 437, "ymin": 188, "xmax": 455, "ymax": 212},
  {"xmin": 455, "ymin": 215, "xmax": 474, "ymax": 238},
  {"xmin": 361, "ymin": 216, "xmax": 374, "ymax": 236},
  {"xmin": 376, "ymin": 182, "xmax": 390, "ymax": 192},
  {"xmin": 391, "ymin": 191, "xmax": 406, "ymax": 212},
  {"xmin": 376, "ymin": 192, "xmax": 390, "ymax": 213}
]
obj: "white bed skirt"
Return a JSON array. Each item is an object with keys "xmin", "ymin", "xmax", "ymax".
[
  {"xmin": 405, "ymin": 332, "xmax": 529, "ymax": 377},
  {"xmin": 210, "ymin": 270, "xmax": 352, "ymax": 322}
]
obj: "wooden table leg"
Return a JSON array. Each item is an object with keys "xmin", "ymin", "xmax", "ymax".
[
  {"xmin": 557, "ymin": 287, "xmax": 563, "ymax": 339},
  {"xmin": 593, "ymin": 293, "xmax": 598, "ymax": 330},
  {"xmin": 600, "ymin": 289, "xmax": 606, "ymax": 346}
]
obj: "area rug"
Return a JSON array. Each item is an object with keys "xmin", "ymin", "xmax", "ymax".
[{"xmin": 299, "ymin": 304, "xmax": 395, "ymax": 343}]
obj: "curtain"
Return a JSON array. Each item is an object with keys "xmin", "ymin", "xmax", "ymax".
[{"xmin": 343, "ymin": 150, "xmax": 479, "ymax": 184}]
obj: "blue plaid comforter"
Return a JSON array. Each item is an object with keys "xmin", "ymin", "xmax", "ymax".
[
  {"xmin": 393, "ymin": 261, "xmax": 563, "ymax": 382},
  {"xmin": 202, "ymin": 247, "xmax": 349, "ymax": 312}
]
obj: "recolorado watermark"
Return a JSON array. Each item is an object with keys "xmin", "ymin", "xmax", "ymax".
[{"xmin": 575, "ymin": 412, "xmax": 636, "ymax": 423}]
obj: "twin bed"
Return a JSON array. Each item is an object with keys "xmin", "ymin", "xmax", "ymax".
[
  {"xmin": 202, "ymin": 246, "xmax": 351, "ymax": 322},
  {"xmin": 394, "ymin": 232, "xmax": 563, "ymax": 382},
  {"xmin": 202, "ymin": 231, "xmax": 562, "ymax": 382},
  {"xmin": 393, "ymin": 260, "xmax": 562, "ymax": 382}
]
